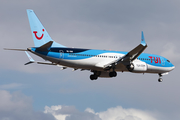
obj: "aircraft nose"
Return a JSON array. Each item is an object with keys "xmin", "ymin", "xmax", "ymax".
[{"xmin": 171, "ymin": 65, "xmax": 175, "ymax": 70}]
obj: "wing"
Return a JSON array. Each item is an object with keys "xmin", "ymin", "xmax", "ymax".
[
  {"xmin": 120, "ymin": 31, "xmax": 147, "ymax": 62},
  {"xmin": 104, "ymin": 31, "xmax": 147, "ymax": 69}
]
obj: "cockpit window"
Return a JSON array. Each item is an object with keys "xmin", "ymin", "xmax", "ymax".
[{"xmin": 167, "ymin": 60, "xmax": 170, "ymax": 63}]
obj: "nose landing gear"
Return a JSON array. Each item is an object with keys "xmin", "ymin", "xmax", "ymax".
[
  {"xmin": 158, "ymin": 78, "xmax": 163, "ymax": 82},
  {"xmin": 158, "ymin": 73, "xmax": 163, "ymax": 82}
]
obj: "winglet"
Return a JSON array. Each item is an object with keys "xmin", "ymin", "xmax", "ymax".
[
  {"xmin": 24, "ymin": 51, "xmax": 35, "ymax": 65},
  {"xmin": 141, "ymin": 31, "xmax": 146, "ymax": 46}
]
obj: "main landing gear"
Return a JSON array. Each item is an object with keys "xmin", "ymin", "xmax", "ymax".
[
  {"xmin": 158, "ymin": 73, "xmax": 163, "ymax": 82},
  {"xmin": 90, "ymin": 71, "xmax": 117, "ymax": 80},
  {"xmin": 90, "ymin": 74, "xmax": 98, "ymax": 80},
  {"xmin": 109, "ymin": 71, "xmax": 117, "ymax": 77},
  {"xmin": 90, "ymin": 71, "xmax": 101, "ymax": 80}
]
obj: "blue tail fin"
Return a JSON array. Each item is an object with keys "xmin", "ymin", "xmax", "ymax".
[{"xmin": 27, "ymin": 9, "xmax": 66, "ymax": 47}]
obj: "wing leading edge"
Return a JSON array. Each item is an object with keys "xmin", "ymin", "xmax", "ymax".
[
  {"xmin": 120, "ymin": 31, "xmax": 147, "ymax": 62},
  {"xmin": 104, "ymin": 31, "xmax": 147, "ymax": 69}
]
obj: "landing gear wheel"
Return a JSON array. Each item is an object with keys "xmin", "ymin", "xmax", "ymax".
[
  {"xmin": 158, "ymin": 78, "xmax": 163, "ymax": 82},
  {"xmin": 109, "ymin": 71, "xmax": 117, "ymax": 77},
  {"xmin": 158, "ymin": 73, "xmax": 163, "ymax": 82},
  {"xmin": 113, "ymin": 71, "xmax": 117, "ymax": 77},
  {"xmin": 90, "ymin": 75, "xmax": 98, "ymax": 80}
]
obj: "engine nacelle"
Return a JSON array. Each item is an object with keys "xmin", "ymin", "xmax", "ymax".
[{"xmin": 127, "ymin": 62, "xmax": 147, "ymax": 72}]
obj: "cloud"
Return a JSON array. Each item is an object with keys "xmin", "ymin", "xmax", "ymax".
[
  {"xmin": 44, "ymin": 105, "xmax": 101, "ymax": 120},
  {"xmin": 97, "ymin": 106, "xmax": 157, "ymax": 120},
  {"xmin": 0, "ymin": 83, "xmax": 23, "ymax": 90},
  {"xmin": 44, "ymin": 105, "xmax": 157, "ymax": 120},
  {"xmin": 44, "ymin": 105, "xmax": 70, "ymax": 120},
  {"xmin": 0, "ymin": 90, "xmax": 56, "ymax": 120}
]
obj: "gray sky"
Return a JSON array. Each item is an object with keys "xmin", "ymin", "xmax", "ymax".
[{"xmin": 1, "ymin": 0, "xmax": 180, "ymax": 120}]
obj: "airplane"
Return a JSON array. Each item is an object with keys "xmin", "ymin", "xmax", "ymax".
[{"xmin": 5, "ymin": 9, "xmax": 175, "ymax": 82}]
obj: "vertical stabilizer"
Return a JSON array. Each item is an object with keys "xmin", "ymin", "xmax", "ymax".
[{"xmin": 27, "ymin": 9, "xmax": 65, "ymax": 47}]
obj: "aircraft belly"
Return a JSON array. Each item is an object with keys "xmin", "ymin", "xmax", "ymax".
[
  {"xmin": 115, "ymin": 64, "xmax": 128, "ymax": 71},
  {"xmin": 58, "ymin": 53, "xmax": 123, "ymax": 71},
  {"xmin": 59, "ymin": 58, "xmax": 106, "ymax": 70}
]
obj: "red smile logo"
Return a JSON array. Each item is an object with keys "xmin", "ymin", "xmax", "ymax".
[{"xmin": 33, "ymin": 29, "xmax": 44, "ymax": 40}]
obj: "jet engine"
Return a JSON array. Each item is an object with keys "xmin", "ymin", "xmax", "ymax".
[{"xmin": 127, "ymin": 62, "xmax": 147, "ymax": 72}]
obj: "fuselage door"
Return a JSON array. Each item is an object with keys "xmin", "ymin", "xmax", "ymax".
[
  {"xmin": 161, "ymin": 57, "xmax": 165, "ymax": 66},
  {"xmin": 59, "ymin": 50, "xmax": 64, "ymax": 59}
]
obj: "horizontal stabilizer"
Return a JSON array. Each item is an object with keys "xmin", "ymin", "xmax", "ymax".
[
  {"xmin": 4, "ymin": 48, "xmax": 27, "ymax": 51},
  {"xmin": 25, "ymin": 51, "xmax": 59, "ymax": 65},
  {"xmin": 24, "ymin": 51, "xmax": 35, "ymax": 65},
  {"xmin": 24, "ymin": 61, "xmax": 34, "ymax": 65},
  {"xmin": 25, "ymin": 51, "xmax": 34, "ymax": 61}
]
